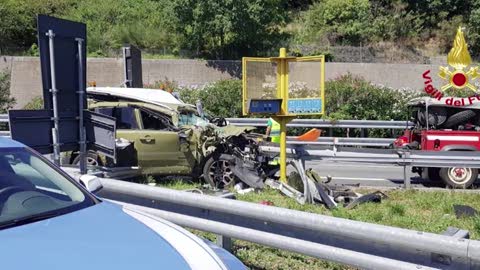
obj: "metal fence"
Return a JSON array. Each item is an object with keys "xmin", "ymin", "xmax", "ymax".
[
  {"xmin": 227, "ymin": 117, "xmax": 410, "ymax": 147},
  {"xmin": 98, "ymin": 178, "xmax": 480, "ymax": 270},
  {"xmin": 227, "ymin": 118, "xmax": 413, "ymax": 129}
]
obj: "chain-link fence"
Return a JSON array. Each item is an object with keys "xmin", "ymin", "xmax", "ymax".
[
  {"xmin": 0, "ymin": 44, "xmax": 457, "ymax": 64},
  {"xmin": 290, "ymin": 44, "xmax": 432, "ymax": 64}
]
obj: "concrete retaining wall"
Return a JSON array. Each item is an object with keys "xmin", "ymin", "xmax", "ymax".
[{"xmin": 1, "ymin": 56, "xmax": 446, "ymax": 109}]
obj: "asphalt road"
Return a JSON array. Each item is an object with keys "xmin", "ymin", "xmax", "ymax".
[{"xmin": 303, "ymin": 161, "xmax": 447, "ymax": 189}]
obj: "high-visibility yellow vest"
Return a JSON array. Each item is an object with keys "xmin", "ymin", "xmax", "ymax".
[{"xmin": 267, "ymin": 118, "xmax": 281, "ymax": 143}]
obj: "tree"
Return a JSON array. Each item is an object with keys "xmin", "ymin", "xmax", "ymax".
[
  {"xmin": 404, "ymin": 0, "xmax": 472, "ymax": 31},
  {"xmin": 169, "ymin": 0, "xmax": 289, "ymax": 59},
  {"xmin": 297, "ymin": 0, "xmax": 372, "ymax": 45},
  {"xmin": 368, "ymin": 0, "xmax": 423, "ymax": 42},
  {"xmin": 0, "ymin": 0, "xmax": 74, "ymax": 51},
  {"xmin": 65, "ymin": 0, "xmax": 174, "ymax": 55},
  {"xmin": 468, "ymin": 1, "xmax": 480, "ymax": 53}
]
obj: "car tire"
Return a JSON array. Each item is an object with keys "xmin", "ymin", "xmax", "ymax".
[
  {"xmin": 443, "ymin": 110, "xmax": 476, "ymax": 128},
  {"xmin": 475, "ymin": 112, "xmax": 480, "ymax": 125},
  {"xmin": 439, "ymin": 167, "xmax": 477, "ymax": 188},
  {"xmin": 72, "ymin": 152, "xmax": 103, "ymax": 167},
  {"xmin": 417, "ymin": 107, "xmax": 447, "ymax": 127},
  {"xmin": 203, "ymin": 155, "xmax": 236, "ymax": 190},
  {"xmin": 422, "ymin": 167, "xmax": 441, "ymax": 181}
]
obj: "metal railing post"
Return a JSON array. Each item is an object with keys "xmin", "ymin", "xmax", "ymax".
[
  {"xmin": 46, "ymin": 29, "xmax": 61, "ymax": 166},
  {"xmin": 76, "ymin": 38, "xmax": 87, "ymax": 175},
  {"xmin": 122, "ymin": 46, "xmax": 130, "ymax": 87},
  {"xmin": 403, "ymin": 151, "xmax": 412, "ymax": 189},
  {"xmin": 216, "ymin": 234, "xmax": 232, "ymax": 252}
]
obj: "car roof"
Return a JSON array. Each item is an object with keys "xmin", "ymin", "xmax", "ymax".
[
  {"xmin": 89, "ymin": 100, "xmax": 177, "ymax": 117},
  {"xmin": 0, "ymin": 137, "xmax": 26, "ymax": 149},
  {"xmin": 88, "ymin": 87, "xmax": 199, "ymax": 113},
  {"xmin": 87, "ymin": 87, "xmax": 185, "ymax": 106}
]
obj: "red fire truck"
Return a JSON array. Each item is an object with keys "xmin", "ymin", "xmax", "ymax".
[{"xmin": 393, "ymin": 97, "xmax": 480, "ymax": 188}]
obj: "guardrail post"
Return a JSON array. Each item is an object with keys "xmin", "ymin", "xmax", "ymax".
[
  {"xmin": 403, "ymin": 165, "xmax": 411, "ymax": 189},
  {"xmin": 403, "ymin": 151, "xmax": 411, "ymax": 189},
  {"xmin": 216, "ymin": 234, "xmax": 232, "ymax": 252}
]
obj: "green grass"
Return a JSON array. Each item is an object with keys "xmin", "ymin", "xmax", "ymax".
[
  {"xmin": 236, "ymin": 188, "xmax": 480, "ymax": 239},
  {"xmin": 150, "ymin": 178, "xmax": 480, "ymax": 269}
]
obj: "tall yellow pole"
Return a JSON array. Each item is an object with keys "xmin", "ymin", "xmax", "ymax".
[{"xmin": 279, "ymin": 48, "xmax": 288, "ymax": 182}]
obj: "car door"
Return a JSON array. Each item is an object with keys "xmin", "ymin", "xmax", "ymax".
[
  {"xmin": 93, "ymin": 104, "xmax": 192, "ymax": 175},
  {"xmin": 134, "ymin": 107, "xmax": 192, "ymax": 175}
]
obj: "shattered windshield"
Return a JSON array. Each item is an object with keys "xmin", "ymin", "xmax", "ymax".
[{"xmin": 178, "ymin": 112, "xmax": 209, "ymax": 127}]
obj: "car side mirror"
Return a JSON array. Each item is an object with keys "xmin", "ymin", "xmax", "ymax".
[{"xmin": 79, "ymin": 174, "xmax": 103, "ymax": 193}]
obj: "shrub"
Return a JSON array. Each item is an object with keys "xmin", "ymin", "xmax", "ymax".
[
  {"xmin": 0, "ymin": 71, "xmax": 15, "ymax": 113},
  {"xmin": 174, "ymin": 76, "xmax": 421, "ymax": 138},
  {"xmin": 324, "ymin": 74, "xmax": 422, "ymax": 137},
  {"xmin": 297, "ymin": 0, "xmax": 372, "ymax": 45},
  {"xmin": 179, "ymin": 80, "xmax": 242, "ymax": 118},
  {"xmin": 23, "ymin": 96, "xmax": 44, "ymax": 110}
]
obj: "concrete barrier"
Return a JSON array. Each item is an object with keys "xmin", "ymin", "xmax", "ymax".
[{"xmin": 1, "ymin": 56, "xmax": 446, "ymax": 109}]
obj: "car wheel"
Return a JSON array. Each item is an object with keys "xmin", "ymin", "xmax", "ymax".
[
  {"xmin": 439, "ymin": 167, "xmax": 477, "ymax": 188},
  {"xmin": 203, "ymin": 155, "xmax": 236, "ymax": 190},
  {"xmin": 443, "ymin": 110, "xmax": 476, "ymax": 128},
  {"xmin": 72, "ymin": 152, "xmax": 102, "ymax": 167}
]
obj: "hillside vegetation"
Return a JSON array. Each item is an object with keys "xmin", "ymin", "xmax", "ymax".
[{"xmin": 1, "ymin": 0, "xmax": 480, "ymax": 59}]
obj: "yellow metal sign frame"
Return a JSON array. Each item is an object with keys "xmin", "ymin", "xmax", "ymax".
[
  {"xmin": 242, "ymin": 48, "xmax": 325, "ymax": 182},
  {"xmin": 241, "ymin": 57, "xmax": 277, "ymax": 116},
  {"xmin": 286, "ymin": 56, "xmax": 325, "ymax": 116},
  {"xmin": 242, "ymin": 52, "xmax": 325, "ymax": 117}
]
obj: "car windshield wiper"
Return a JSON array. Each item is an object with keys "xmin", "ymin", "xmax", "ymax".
[{"xmin": 0, "ymin": 211, "xmax": 63, "ymax": 230}]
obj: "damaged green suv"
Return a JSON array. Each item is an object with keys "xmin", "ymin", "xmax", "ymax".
[{"xmin": 70, "ymin": 87, "xmax": 274, "ymax": 189}]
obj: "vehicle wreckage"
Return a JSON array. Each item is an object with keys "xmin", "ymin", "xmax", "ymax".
[
  {"xmin": 71, "ymin": 87, "xmax": 279, "ymax": 189},
  {"xmin": 70, "ymin": 87, "xmax": 384, "ymax": 209}
]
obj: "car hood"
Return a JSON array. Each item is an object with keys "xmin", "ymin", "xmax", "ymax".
[
  {"xmin": 0, "ymin": 202, "xmax": 224, "ymax": 270},
  {"xmin": 215, "ymin": 125, "xmax": 256, "ymax": 138}
]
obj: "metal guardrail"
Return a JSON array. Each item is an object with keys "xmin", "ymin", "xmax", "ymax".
[
  {"xmin": 0, "ymin": 114, "xmax": 399, "ymax": 147},
  {"xmin": 227, "ymin": 118, "xmax": 414, "ymax": 129},
  {"xmin": 227, "ymin": 118, "xmax": 408, "ymax": 147},
  {"xmin": 260, "ymin": 144, "xmax": 480, "ymax": 188},
  {"xmin": 98, "ymin": 178, "xmax": 480, "ymax": 270},
  {"xmin": 288, "ymin": 136, "xmax": 394, "ymax": 147},
  {"xmin": 261, "ymin": 145, "xmax": 480, "ymax": 168}
]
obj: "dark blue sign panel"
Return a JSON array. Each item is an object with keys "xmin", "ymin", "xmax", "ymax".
[
  {"xmin": 9, "ymin": 15, "xmax": 116, "ymax": 160},
  {"xmin": 123, "ymin": 44, "xmax": 143, "ymax": 88},
  {"xmin": 37, "ymin": 15, "xmax": 87, "ymax": 113},
  {"xmin": 8, "ymin": 110, "xmax": 79, "ymax": 154},
  {"xmin": 9, "ymin": 110, "xmax": 116, "ymax": 158}
]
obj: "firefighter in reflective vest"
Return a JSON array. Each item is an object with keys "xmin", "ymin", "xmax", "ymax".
[
  {"xmin": 266, "ymin": 117, "xmax": 281, "ymax": 143},
  {"xmin": 266, "ymin": 117, "xmax": 281, "ymax": 165}
]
